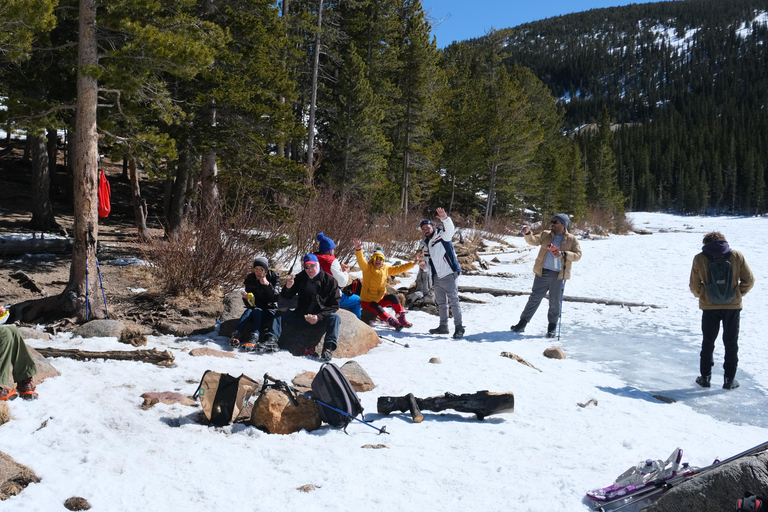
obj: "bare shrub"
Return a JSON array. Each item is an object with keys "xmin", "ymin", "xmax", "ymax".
[
  {"xmin": 278, "ymin": 187, "xmax": 369, "ymax": 269},
  {"xmin": 365, "ymin": 211, "xmax": 424, "ymax": 262},
  {"xmin": 572, "ymin": 205, "xmax": 633, "ymax": 235},
  {"xmin": 143, "ymin": 209, "xmax": 254, "ymax": 296}
]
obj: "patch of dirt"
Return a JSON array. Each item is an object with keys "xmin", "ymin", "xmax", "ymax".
[{"xmin": 0, "ymin": 142, "xmax": 220, "ymax": 336}]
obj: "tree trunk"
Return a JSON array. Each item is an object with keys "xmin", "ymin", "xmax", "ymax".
[
  {"xmin": 29, "ymin": 129, "xmax": 61, "ymax": 232},
  {"xmin": 305, "ymin": 0, "xmax": 323, "ymax": 182},
  {"xmin": 128, "ymin": 158, "xmax": 152, "ymax": 241},
  {"xmin": 46, "ymin": 128, "xmax": 58, "ymax": 177},
  {"xmin": 64, "ymin": 0, "xmax": 104, "ymax": 321},
  {"xmin": 400, "ymin": 100, "xmax": 411, "ymax": 213},
  {"xmin": 484, "ymin": 163, "xmax": 498, "ymax": 223},
  {"xmin": 201, "ymin": 148, "xmax": 218, "ymax": 214},
  {"xmin": 166, "ymin": 146, "xmax": 192, "ymax": 238}
]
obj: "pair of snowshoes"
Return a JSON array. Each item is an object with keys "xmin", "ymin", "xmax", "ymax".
[{"xmin": 587, "ymin": 448, "xmax": 685, "ymax": 503}]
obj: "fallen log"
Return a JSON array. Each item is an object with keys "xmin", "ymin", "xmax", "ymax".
[
  {"xmin": 34, "ymin": 347, "xmax": 175, "ymax": 367},
  {"xmin": 0, "ymin": 237, "xmax": 72, "ymax": 256},
  {"xmin": 457, "ymin": 286, "xmax": 664, "ymax": 309},
  {"xmin": 377, "ymin": 390, "xmax": 514, "ymax": 421}
]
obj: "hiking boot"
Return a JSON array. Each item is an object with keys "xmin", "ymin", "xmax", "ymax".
[
  {"xmin": 261, "ymin": 334, "xmax": 280, "ymax": 353},
  {"xmin": 17, "ymin": 378, "xmax": 37, "ymax": 401},
  {"xmin": 0, "ymin": 388, "xmax": 18, "ymax": 401},
  {"xmin": 387, "ymin": 316, "xmax": 404, "ymax": 331},
  {"xmin": 545, "ymin": 322, "xmax": 557, "ymax": 338},
  {"xmin": 229, "ymin": 330, "xmax": 241, "ymax": 348},
  {"xmin": 321, "ymin": 341, "xmax": 336, "ymax": 362},
  {"xmin": 397, "ymin": 312, "xmax": 412, "ymax": 328},
  {"xmin": 453, "ymin": 325, "xmax": 465, "ymax": 339},
  {"xmin": 429, "ymin": 325, "xmax": 449, "ymax": 335},
  {"xmin": 510, "ymin": 319, "xmax": 528, "ymax": 333},
  {"xmin": 695, "ymin": 375, "xmax": 711, "ymax": 388},
  {"xmin": 240, "ymin": 332, "xmax": 259, "ymax": 352},
  {"xmin": 723, "ymin": 377, "xmax": 740, "ymax": 390}
]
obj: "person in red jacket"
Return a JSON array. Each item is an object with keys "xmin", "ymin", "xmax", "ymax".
[{"xmin": 313, "ymin": 232, "xmax": 361, "ymax": 318}]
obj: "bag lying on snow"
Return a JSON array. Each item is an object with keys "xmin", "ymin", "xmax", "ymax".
[
  {"xmin": 194, "ymin": 371, "xmax": 259, "ymax": 426},
  {"xmin": 311, "ymin": 362, "xmax": 364, "ymax": 430}
]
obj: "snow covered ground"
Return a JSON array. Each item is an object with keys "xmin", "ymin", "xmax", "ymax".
[{"xmin": 2, "ymin": 212, "xmax": 767, "ymax": 511}]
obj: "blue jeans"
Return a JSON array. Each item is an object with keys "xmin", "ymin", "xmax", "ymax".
[
  {"xmin": 298, "ymin": 312, "xmax": 340, "ymax": 348},
  {"xmin": 235, "ymin": 307, "xmax": 282, "ymax": 339},
  {"xmin": 340, "ymin": 294, "xmax": 361, "ymax": 318}
]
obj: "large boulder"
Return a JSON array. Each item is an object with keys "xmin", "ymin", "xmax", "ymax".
[
  {"xmin": 340, "ymin": 361, "xmax": 375, "ymax": 392},
  {"xmin": 644, "ymin": 451, "xmax": 768, "ymax": 512},
  {"xmin": 16, "ymin": 327, "xmax": 50, "ymax": 341},
  {"xmin": 0, "ymin": 451, "xmax": 40, "ymax": 500},
  {"xmin": 278, "ymin": 309, "xmax": 379, "ymax": 358},
  {"xmin": 0, "ymin": 403, "xmax": 8, "ymax": 426},
  {"xmin": 72, "ymin": 319, "xmax": 126, "ymax": 338},
  {"xmin": 9, "ymin": 347, "xmax": 60, "ymax": 388},
  {"xmin": 219, "ymin": 291, "xmax": 245, "ymax": 338},
  {"xmin": 250, "ymin": 387, "xmax": 321, "ymax": 434}
]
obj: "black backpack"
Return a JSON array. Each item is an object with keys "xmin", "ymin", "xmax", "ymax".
[
  {"xmin": 311, "ymin": 363, "xmax": 364, "ymax": 430},
  {"xmin": 705, "ymin": 253, "xmax": 735, "ymax": 305},
  {"xmin": 737, "ymin": 492, "xmax": 764, "ymax": 511},
  {"xmin": 342, "ymin": 278, "xmax": 362, "ymax": 297}
]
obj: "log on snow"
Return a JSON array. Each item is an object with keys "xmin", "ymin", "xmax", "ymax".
[
  {"xmin": 377, "ymin": 390, "xmax": 515, "ymax": 421},
  {"xmin": 0, "ymin": 238, "xmax": 72, "ymax": 256},
  {"xmin": 34, "ymin": 347, "xmax": 175, "ymax": 367},
  {"xmin": 457, "ymin": 286, "xmax": 664, "ymax": 309}
]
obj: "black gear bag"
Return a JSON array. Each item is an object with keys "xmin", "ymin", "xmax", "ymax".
[
  {"xmin": 311, "ymin": 362, "xmax": 364, "ymax": 430},
  {"xmin": 737, "ymin": 492, "xmax": 764, "ymax": 511}
]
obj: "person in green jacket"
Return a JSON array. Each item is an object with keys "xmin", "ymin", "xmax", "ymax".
[{"xmin": 0, "ymin": 305, "xmax": 39, "ymax": 401}]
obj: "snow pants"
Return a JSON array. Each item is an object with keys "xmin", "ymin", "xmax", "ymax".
[
  {"xmin": 361, "ymin": 294, "xmax": 403, "ymax": 322},
  {"xmin": 520, "ymin": 269, "xmax": 564, "ymax": 324},
  {"xmin": 0, "ymin": 325, "xmax": 39, "ymax": 387},
  {"xmin": 434, "ymin": 273, "xmax": 462, "ymax": 328},
  {"xmin": 700, "ymin": 308, "xmax": 740, "ymax": 380}
]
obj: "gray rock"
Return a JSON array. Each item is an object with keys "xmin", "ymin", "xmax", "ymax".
[
  {"xmin": 188, "ymin": 348, "xmax": 235, "ymax": 359},
  {"xmin": 429, "ymin": 357, "xmax": 441, "ymax": 364},
  {"xmin": 16, "ymin": 327, "xmax": 50, "ymax": 341},
  {"xmin": 340, "ymin": 361, "xmax": 375, "ymax": 392},
  {"xmin": 64, "ymin": 497, "xmax": 91, "ymax": 510},
  {"xmin": 0, "ymin": 450, "xmax": 40, "ymax": 500},
  {"xmin": 141, "ymin": 392, "xmax": 196, "ymax": 410},
  {"xmin": 9, "ymin": 347, "xmax": 60, "ymax": 388},
  {"xmin": 72, "ymin": 319, "xmax": 126, "ymax": 338},
  {"xmin": 644, "ymin": 451, "xmax": 768, "ymax": 512},
  {"xmin": 292, "ymin": 371, "xmax": 316, "ymax": 390},
  {"xmin": 278, "ymin": 309, "xmax": 379, "ymax": 359},
  {"xmin": 0, "ymin": 403, "xmax": 8, "ymax": 426}
]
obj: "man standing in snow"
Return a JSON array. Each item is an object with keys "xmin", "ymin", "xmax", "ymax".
[
  {"xmin": 420, "ymin": 207, "xmax": 464, "ymax": 339},
  {"xmin": 689, "ymin": 231, "xmax": 754, "ymax": 390},
  {"xmin": 510, "ymin": 214, "xmax": 582, "ymax": 338}
]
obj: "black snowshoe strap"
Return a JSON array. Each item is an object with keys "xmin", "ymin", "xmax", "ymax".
[{"xmin": 737, "ymin": 492, "xmax": 764, "ymax": 511}]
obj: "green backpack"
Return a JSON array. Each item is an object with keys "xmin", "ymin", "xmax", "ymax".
[{"xmin": 705, "ymin": 253, "xmax": 735, "ymax": 305}]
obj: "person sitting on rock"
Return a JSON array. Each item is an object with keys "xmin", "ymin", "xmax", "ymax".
[
  {"xmin": 353, "ymin": 239, "xmax": 420, "ymax": 331},
  {"xmin": 280, "ymin": 254, "xmax": 341, "ymax": 361},
  {"xmin": 0, "ymin": 305, "xmax": 39, "ymax": 401},
  {"xmin": 314, "ymin": 232, "xmax": 362, "ymax": 319},
  {"xmin": 230, "ymin": 257, "xmax": 282, "ymax": 353}
]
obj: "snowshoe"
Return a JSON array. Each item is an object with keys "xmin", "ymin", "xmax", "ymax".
[
  {"xmin": 256, "ymin": 335, "xmax": 280, "ymax": 354},
  {"xmin": 586, "ymin": 447, "xmax": 683, "ymax": 503},
  {"xmin": 229, "ymin": 331, "xmax": 241, "ymax": 348}
]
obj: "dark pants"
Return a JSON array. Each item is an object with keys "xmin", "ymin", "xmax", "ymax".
[
  {"xmin": 298, "ymin": 312, "xmax": 341, "ymax": 348},
  {"xmin": 700, "ymin": 309, "xmax": 740, "ymax": 380},
  {"xmin": 520, "ymin": 269, "xmax": 564, "ymax": 324},
  {"xmin": 235, "ymin": 307, "xmax": 282, "ymax": 339}
]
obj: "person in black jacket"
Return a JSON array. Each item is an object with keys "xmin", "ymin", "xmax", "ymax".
[
  {"xmin": 230, "ymin": 257, "xmax": 282, "ymax": 352},
  {"xmin": 280, "ymin": 254, "xmax": 341, "ymax": 361}
]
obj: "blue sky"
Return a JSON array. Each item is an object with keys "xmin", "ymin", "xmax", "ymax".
[{"xmin": 421, "ymin": 0, "xmax": 659, "ymax": 47}]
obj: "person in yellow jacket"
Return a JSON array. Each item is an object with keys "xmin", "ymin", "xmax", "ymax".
[{"xmin": 353, "ymin": 238, "xmax": 421, "ymax": 331}]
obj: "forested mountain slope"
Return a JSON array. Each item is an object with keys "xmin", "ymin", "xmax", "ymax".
[{"xmin": 489, "ymin": 0, "xmax": 768, "ymax": 214}]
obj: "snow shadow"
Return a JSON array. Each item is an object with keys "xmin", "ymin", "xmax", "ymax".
[{"xmin": 567, "ymin": 328, "xmax": 768, "ymax": 428}]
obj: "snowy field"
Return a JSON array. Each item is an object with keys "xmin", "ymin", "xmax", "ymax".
[{"xmin": 2, "ymin": 212, "xmax": 767, "ymax": 511}]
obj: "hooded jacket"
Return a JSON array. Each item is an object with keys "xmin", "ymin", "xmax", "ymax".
[
  {"xmin": 689, "ymin": 240, "xmax": 754, "ymax": 310},
  {"xmin": 355, "ymin": 249, "xmax": 414, "ymax": 302},
  {"xmin": 243, "ymin": 269, "xmax": 281, "ymax": 310},
  {"xmin": 280, "ymin": 269, "xmax": 340, "ymax": 321},
  {"xmin": 524, "ymin": 229, "xmax": 582, "ymax": 280},
  {"xmin": 421, "ymin": 216, "xmax": 461, "ymax": 280}
]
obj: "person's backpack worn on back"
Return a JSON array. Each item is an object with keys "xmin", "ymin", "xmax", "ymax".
[
  {"xmin": 311, "ymin": 363, "xmax": 363, "ymax": 430},
  {"xmin": 737, "ymin": 492, "xmax": 764, "ymax": 511},
  {"xmin": 705, "ymin": 253, "xmax": 735, "ymax": 305},
  {"xmin": 194, "ymin": 371, "xmax": 259, "ymax": 426}
]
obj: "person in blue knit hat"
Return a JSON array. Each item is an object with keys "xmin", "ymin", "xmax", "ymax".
[
  {"xmin": 313, "ymin": 232, "xmax": 362, "ymax": 319},
  {"xmin": 511, "ymin": 213, "xmax": 582, "ymax": 338}
]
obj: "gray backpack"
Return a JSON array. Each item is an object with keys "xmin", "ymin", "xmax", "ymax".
[
  {"xmin": 311, "ymin": 363, "xmax": 364, "ymax": 430},
  {"xmin": 705, "ymin": 253, "xmax": 735, "ymax": 305}
]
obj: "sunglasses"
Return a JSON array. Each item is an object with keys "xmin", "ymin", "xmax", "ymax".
[
  {"xmin": 372, "ymin": 255, "xmax": 385, "ymax": 261},
  {"xmin": 551, "ymin": 220, "xmax": 561, "ymax": 224},
  {"xmin": 304, "ymin": 262, "xmax": 318, "ymax": 269}
]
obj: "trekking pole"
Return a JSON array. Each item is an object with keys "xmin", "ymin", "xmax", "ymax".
[
  {"xmin": 85, "ymin": 245, "xmax": 90, "ymax": 321},
  {"xmin": 557, "ymin": 279, "xmax": 566, "ymax": 340},
  {"xmin": 379, "ymin": 335, "xmax": 410, "ymax": 348},
  {"xmin": 95, "ymin": 255, "xmax": 109, "ymax": 318},
  {"xmin": 263, "ymin": 374, "xmax": 389, "ymax": 435}
]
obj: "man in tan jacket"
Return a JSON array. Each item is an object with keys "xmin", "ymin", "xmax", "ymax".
[
  {"xmin": 510, "ymin": 213, "xmax": 582, "ymax": 337},
  {"xmin": 689, "ymin": 231, "xmax": 754, "ymax": 390}
]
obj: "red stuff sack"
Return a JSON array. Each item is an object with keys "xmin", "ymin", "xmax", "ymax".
[{"xmin": 98, "ymin": 170, "xmax": 111, "ymax": 218}]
